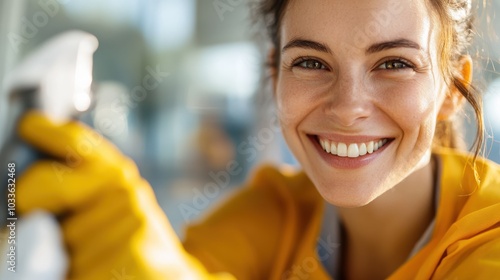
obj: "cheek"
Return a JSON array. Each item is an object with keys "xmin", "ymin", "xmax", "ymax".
[
  {"xmin": 378, "ymin": 79, "xmax": 440, "ymax": 133},
  {"xmin": 276, "ymin": 72, "xmax": 330, "ymax": 127},
  {"xmin": 276, "ymin": 77, "xmax": 308, "ymax": 128},
  {"xmin": 378, "ymin": 79, "xmax": 442, "ymax": 172}
]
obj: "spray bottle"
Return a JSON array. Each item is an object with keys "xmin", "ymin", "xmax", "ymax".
[{"xmin": 0, "ymin": 30, "xmax": 98, "ymax": 280}]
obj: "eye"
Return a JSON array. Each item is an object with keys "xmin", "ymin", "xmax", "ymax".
[
  {"xmin": 378, "ymin": 59, "xmax": 415, "ymax": 70},
  {"xmin": 293, "ymin": 58, "xmax": 327, "ymax": 70}
]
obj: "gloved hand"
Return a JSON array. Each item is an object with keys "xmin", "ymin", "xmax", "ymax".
[{"xmin": 17, "ymin": 111, "xmax": 234, "ymax": 280}]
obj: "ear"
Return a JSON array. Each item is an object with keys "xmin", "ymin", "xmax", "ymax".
[{"xmin": 438, "ymin": 55, "xmax": 473, "ymax": 121}]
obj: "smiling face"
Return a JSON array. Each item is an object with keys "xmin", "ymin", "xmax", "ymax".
[{"xmin": 276, "ymin": 0, "xmax": 450, "ymax": 207}]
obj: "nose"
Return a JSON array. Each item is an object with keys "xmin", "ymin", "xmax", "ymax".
[{"xmin": 324, "ymin": 73, "xmax": 373, "ymax": 127}]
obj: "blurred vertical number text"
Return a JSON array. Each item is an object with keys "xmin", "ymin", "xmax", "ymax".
[{"xmin": 6, "ymin": 163, "xmax": 16, "ymax": 273}]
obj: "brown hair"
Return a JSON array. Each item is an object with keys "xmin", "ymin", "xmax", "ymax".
[{"xmin": 256, "ymin": 0, "xmax": 484, "ymax": 160}]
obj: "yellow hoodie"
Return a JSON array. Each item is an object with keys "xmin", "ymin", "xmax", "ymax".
[{"xmin": 182, "ymin": 148, "xmax": 500, "ymax": 279}]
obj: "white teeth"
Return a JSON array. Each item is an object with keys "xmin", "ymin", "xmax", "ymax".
[
  {"xmin": 319, "ymin": 138, "xmax": 389, "ymax": 158},
  {"xmin": 367, "ymin": 141, "xmax": 374, "ymax": 153},
  {"xmin": 337, "ymin": 143, "xmax": 348, "ymax": 157},
  {"xmin": 325, "ymin": 140, "xmax": 331, "ymax": 153},
  {"xmin": 359, "ymin": 143, "xmax": 367, "ymax": 156},
  {"xmin": 347, "ymin": 144, "xmax": 359, "ymax": 158},
  {"xmin": 330, "ymin": 142, "xmax": 337, "ymax": 155}
]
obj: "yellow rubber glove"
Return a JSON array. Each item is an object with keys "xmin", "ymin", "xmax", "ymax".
[{"xmin": 17, "ymin": 111, "xmax": 235, "ymax": 280}]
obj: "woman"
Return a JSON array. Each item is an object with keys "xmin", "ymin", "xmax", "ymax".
[{"xmin": 16, "ymin": 0, "xmax": 500, "ymax": 279}]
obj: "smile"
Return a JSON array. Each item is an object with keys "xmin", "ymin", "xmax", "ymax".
[{"xmin": 318, "ymin": 137, "xmax": 390, "ymax": 158}]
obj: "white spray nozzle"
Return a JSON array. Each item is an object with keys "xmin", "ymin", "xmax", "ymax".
[{"xmin": 5, "ymin": 30, "xmax": 99, "ymax": 123}]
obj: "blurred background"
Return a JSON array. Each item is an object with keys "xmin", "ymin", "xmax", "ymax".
[{"xmin": 0, "ymin": 0, "xmax": 499, "ymax": 237}]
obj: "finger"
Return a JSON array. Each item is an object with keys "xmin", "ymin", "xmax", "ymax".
[
  {"xmin": 62, "ymin": 184, "xmax": 139, "ymax": 246},
  {"xmin": 18, "ymin": 111, "xmax": 123, "ymax": 164},
  {"xmin": 69, "ymin": 210, "xmax": 142, "ymax": 275},
  {"xmin": 62, "ymin": 182, "xmax": 158, "ymax": 277},
  {"xmin": 17, "ymin": 160, "xmax": 123, "ymax": 215}
]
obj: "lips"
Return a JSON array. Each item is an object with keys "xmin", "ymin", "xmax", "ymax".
[
  {"xmin": 306, "ymin": 134, "xmax": 394, "ymax": 169},
  {"xmin": 318, "ymin": 137, "xmax": 389, "ymax": 158}
]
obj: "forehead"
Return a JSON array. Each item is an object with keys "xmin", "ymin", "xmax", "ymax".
[{"xmin": 281, "ymin": 0, "xmax": 435, "ymax": 53}]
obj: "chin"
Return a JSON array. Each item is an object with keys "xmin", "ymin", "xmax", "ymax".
[
  {"xmin": 322, "ymin": 193, "xmax": 379, "ymax": 209},
  {"xmin": 311, "ymin": 178, "xmax": 386, "ymax": 208}
]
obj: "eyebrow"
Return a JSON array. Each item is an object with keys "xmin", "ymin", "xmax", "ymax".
[
  {"xmin": 366, "ymin": 38, "xmax": 422, "ymax": 54},
  {"xmin": 281, "ymin": 38, "xmax": 421, "ymax": 54},
  {"xmin": 282, "ymin": 38, "xmax": 332, "ymax": 54}
]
